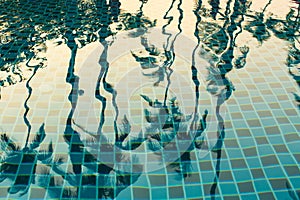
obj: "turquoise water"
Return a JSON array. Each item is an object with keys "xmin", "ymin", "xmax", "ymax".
[{"xmin": 0, "ymin": 0, "xmax": 299, "ymax": 199}]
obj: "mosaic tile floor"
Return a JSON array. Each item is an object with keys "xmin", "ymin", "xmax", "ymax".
[{"xmin": 0, "ymin": 0, "xmax": 299, "ymax": 199}]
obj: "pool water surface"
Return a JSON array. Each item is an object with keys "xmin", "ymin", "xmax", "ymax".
[{"xmin": 0, "ymin": 0, "xmax": 299, "ymax": 199}]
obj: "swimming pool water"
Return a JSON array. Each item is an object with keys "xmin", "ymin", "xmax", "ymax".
[{"xmin": 0, "ymin": 0, "xmax": 299, "ymax": 199}]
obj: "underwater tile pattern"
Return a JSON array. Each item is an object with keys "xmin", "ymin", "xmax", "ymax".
[{"xmin": 0, "ymin": 0, "xmax": 300, "ymax": 199}]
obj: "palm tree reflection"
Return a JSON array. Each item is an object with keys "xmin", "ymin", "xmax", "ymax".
[
  {"xmin": 62, "ymin": 1, "xmax": 144, "ymax": 198},
  {"xmin": 63, "ymin": 0, "xmax": 157, "ymax": 198},
  {"xmin": 196, "ymin": 0, "xmax": 249, "ymax": 197},
  {"xmin": 244, "ymin": 0, "xmax": 273, "ymax": 43},
  {"xmin": 265, "ymin": 3, "xmax": 300, "ymax": 108},
  {"xmin": 0, "ymin": 124, "xmax": 52, "ymax": 196}
]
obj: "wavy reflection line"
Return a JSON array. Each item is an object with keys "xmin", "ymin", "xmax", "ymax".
[
  {"xmin": 95, "ymin": 41, "xmax": 109, "ymax": 136},
  {"xmin": 191, "ymin": 0, "xmax": 202, "ymax": 130},
  {"xmin": 101, "ymin": 2, "xmax": 121, "ymax": 138},
  {"xmin": 98, "ymin": 40, "xmax": 120, "ymax": 142},
  {"xmin": 163, "ymin": 0, "xmax": 193, "ymax": 178},
  {"xmin": 102, "ymin": 46, "xmax": 119, "ymax": 139},
  {"xmin": 63, "ymin": 0, "xmax": 88, "ymax": 191},
  {"xmin": 23, "ymin": 65, "xmax": 39, "ymax": 148},
  {"xmin": 65, "ymin": 31, "xmax": 79, "ymax": 141},
  {"xmin": 168, "ymin": 0, "xmax": 203, "ymax": 180},
  {"xmin": 161, "ymin": 0, "xmax": 183, "ymax": 51},
  {"xmin": 64, "ymin": 30, "xmax": 83, "ymax": 198},
  {"xmin": 210, "ymin": 95, "xmax": 226, "ymax": 198},
  {"xmin": 209, "ymin": 0, "xmax": 248, "ymax": 197},
  {"xmin": 162, "ymin": 0, "xmax": 176, "ymax": 50},
  {"xmin": 95, "ymin": 1, "xmax": 119, "ymax": 137},
  {"xmin": 163, "ymin": 0, "xmax": 183, "ymax": 105},
  {"xmin": 218, "ymin": 0, "xmax": 244, "ymax": 75}
]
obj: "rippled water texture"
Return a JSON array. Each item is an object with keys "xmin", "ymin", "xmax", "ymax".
[{"xmin": 0, "ymin": 0, "xmax": 299, "ymax": 199}]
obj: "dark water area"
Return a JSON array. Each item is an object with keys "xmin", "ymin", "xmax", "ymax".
[{"xmin": 0, "ymin": 0, "xmax": 299, "ymax": 199}]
